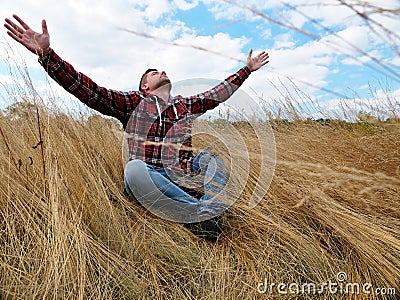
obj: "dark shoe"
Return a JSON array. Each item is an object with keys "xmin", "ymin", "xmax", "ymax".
[{"xmin": 184, "ymin": 217, "xmax": 222, "ymax": 242}]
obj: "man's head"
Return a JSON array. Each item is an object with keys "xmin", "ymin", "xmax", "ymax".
[{"xmin": 139, "ymin": 68, "xmax": 171, "ymax": 93}]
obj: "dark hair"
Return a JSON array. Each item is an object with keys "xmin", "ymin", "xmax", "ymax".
[{"xmin": 139, "ymin": 68, "xmax": 157, "ymax": 92}]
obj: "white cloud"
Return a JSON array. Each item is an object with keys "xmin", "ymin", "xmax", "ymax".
[
  {"xmin": 273, "ymin": 33, "xmax": 295, "ymax": 49},
  {"xmin": 140, "ymin": 0, "xmax": 171, "ymax": 21},
  {"xmin": 330, "ymin": 26, "xmax": 371, "ymax": 55},
  {"xmin": 286, "ymin": 1, "xmax": 357, "ymax": 29},
  {"xmin": 173, "ymin": 0, "xmax": 199, "ymax": 11},
  {"xmin": 129, "ymin": 0, "xmax": 199, "ymax": 21},
  {"xmin": 260, "ymin": 27, "xmax": 272, "ymax": 40}
]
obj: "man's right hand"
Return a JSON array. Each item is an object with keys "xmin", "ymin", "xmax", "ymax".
[{"xmin": 4, "ymin": 14, "xmax": 50, "ymax": 58}]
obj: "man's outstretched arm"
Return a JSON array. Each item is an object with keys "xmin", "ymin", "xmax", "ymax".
[
  {"xmin": 4, "ymin": 15, "xmax": 140, "ymax": 123},
  {"xmin": 187, "ymin": 49, "xmax": 270, "ymax": 115}
]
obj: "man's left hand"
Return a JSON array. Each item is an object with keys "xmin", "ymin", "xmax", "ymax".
[{"xmin": 246, "ymin": 49, "xmax": 269, "ymax": 72}]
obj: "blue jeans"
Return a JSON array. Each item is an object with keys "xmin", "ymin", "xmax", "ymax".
[{"xmin": 124, "ymin": 152, "xmax": 228, "ymax": 223}]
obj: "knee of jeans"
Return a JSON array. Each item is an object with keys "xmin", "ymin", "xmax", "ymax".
[{"xmin": 124, "ymin": 159, "xmax": 147, "ymax": 183}]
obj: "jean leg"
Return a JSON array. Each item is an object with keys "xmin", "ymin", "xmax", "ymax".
[
  {"xmin": 124, "ymin": 159, "xmax": 228, "ymax": 223},
  {"xmin": 191, "ymin": 152, "xmax": 228, "ymax": 202},
  {"xmin": 124, "ymin": 159, "xmax": 198, "ymax": 205}
]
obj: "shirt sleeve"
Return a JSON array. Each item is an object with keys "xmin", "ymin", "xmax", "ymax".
[
  {"xmin": 185, "ymin": 66, "xmax": 251, "ymax": 115},
  {"xmin": 38, "ymin": 48, "xmax": 140, "ymax": 122}
]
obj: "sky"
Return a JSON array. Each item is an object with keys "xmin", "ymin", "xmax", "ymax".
[{"xmin": 0, "ymin": 0, "xmax": 399, "ymax": 120}]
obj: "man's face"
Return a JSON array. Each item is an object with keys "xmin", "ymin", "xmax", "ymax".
[{"xmin": 143, "ymin": 70, "xmax": 171, "ymax": 92}]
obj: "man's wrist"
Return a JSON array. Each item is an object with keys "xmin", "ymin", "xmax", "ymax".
[
  {"xmin": 38, "ymin": 47, "xmax": 50, "ymax": 59},
  {"xmin": 38, "ymin": 47, "xmax": 52, "ymax": 65},
  {"xmin": 244, "ymin": 65, "xmax": 252, "ymax": 74}
]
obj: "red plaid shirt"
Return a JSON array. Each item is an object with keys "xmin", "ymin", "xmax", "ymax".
[{"xmin": 39, "ymin": 49, "xmax": 251, "ymax": 171}]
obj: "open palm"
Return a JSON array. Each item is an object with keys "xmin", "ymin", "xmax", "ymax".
[
  {"xmin": 4, "ymin": 15, "xmax": 50, "ymax": 57},
  {"xmin": 246, "ymin": 49, "xmax": 269, "ymax": 72}
]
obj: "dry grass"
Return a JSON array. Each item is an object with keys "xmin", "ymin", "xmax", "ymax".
[{"xmin": 0, "ymin": 97, "xmax": 399, "ymax": 299}]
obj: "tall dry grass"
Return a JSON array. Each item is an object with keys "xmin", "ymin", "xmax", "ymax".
[{"xmin": 0, "ymin": 81, "xmax": 399, "ymax": 299}]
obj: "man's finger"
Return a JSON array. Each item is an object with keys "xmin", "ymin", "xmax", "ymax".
[
  {"xmin": 258, "ymin": 51, "xmax": 268, "ymax": 58},
  {"xmin": 41, "ymin": 20, "xmax": 48, "ymax": 35},
  {"xmin": 4, "ymin": 25, "xmax": 22, "ymax": 42},
  {"xmin": 13, "ymin": 14, "xmax": 30, "ymax": 30},
  {"xmin": 248, "ymin": 48, "xmax": 253, "ymax": 60},
  {"xmin": 4, "ymin": 19, "xmax": 24, "ymax": 35},
  {"xmin": 6, "ymin": 30, "xmax": 22, "ymax": 44},
  {"xmin": 259, "ymin": 53, "xmax": 269, "ymax": 62},
  {"xmin": 260, "ymin": 54, "xmax": 269, "ymax": 61}
]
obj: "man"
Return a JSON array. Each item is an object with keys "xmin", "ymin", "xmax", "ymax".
[{"xmin": 4, "ymin": 14, "xmax": 269, "ymax": 241}]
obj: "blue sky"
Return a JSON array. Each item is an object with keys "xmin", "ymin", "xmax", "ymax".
[{"xmin": 0, "ymin": 0, "xmax": 399, "ymax": 120}]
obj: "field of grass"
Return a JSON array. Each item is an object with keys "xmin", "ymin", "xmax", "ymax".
[{"xmin": 0, "ymin": 97, "xmax": 398, "ymax": 299}]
